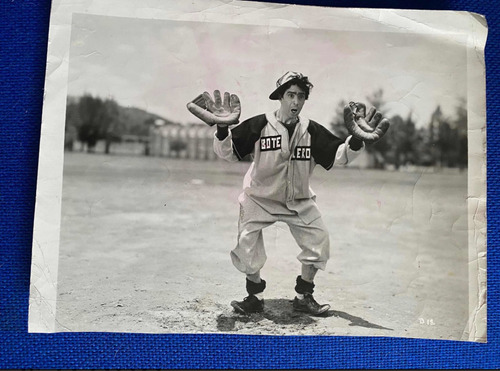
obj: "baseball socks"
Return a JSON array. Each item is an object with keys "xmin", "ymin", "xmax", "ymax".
[
  {"xmin": 230, "ymin": 276, "xmax": 266, "ymax": 315},
  {"xmin": 293, "ymin": 275, "xmax": 330, "ymax": 316}
]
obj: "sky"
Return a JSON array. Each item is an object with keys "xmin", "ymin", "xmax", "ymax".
[{"xmin": 67, "ymin": 13, "xmax": 468, "ymax": 128}]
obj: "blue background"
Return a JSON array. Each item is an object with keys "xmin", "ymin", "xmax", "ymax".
[{"xmin": 0, "ymin": 0, "xmax": 497, "ymax": 368}]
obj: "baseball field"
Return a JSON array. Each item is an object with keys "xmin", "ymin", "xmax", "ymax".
[{"xmin": 55, "ymin": 152, "xmax": 469, "ymax": 340}]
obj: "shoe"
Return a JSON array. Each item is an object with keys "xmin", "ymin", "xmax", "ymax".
[
  {"xmin": 293, "ymin": 293, "xmax": 330, "ymax": 315},
  {"xmin": 231, "ymin": 295, "xmax": 264, "ymax": 315}
]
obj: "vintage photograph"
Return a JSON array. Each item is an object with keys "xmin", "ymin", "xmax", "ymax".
[{"xmin": 29, "ymin": 0, "xmax": 487, "ymax": 342}]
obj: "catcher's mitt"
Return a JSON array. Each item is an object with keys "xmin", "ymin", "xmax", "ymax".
[
  {"xmin": 344, "ymin": 102, "xmax": 390, "ymax": 144},
  {"xmin": 186, "ymin": 90, "xmax": 241, "ymax": 127}
]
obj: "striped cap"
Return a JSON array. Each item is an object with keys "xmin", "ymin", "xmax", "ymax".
[{"xmin": 269, "ymin": 71, "xmax": 312, "ymax": 100}]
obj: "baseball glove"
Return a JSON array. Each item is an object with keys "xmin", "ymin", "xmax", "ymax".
[
  {"xmin": 186, "ymin": 90, "xmax": 241, "ymax": 127},
  {"xmin": 344, "ymin": 102, "xmax": 390, "ymax": 144}
]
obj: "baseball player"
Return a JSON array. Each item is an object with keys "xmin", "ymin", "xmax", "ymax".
[{"xmin": 187, "ymin": 71, "xmax": 389, "ymax": 316}]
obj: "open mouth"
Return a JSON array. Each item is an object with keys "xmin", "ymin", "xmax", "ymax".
[{"xmin": 291, "ymin": 109, "xmax": 298, "ymax": 114}]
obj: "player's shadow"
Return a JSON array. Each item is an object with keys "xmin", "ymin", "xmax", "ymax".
[
  {"xmin": 216, "ymin": 298, "xmax": 392, "ymax": 332},
  {"xmin": 216, "ymin": 299, "xmax": 315, "ymax": 332},
  {"xmin": 327, "ymin": 309, "xmax": 393, "ymax": 331}
]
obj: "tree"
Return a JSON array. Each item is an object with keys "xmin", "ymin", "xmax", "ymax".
[
  {"xmin": 388, "ymin": 113, "xmax": 417, "ymax": 169},
  {"xmin": 65, "ymin": 97, "xmax": 81, "ymax": 151},
  {"xmin": 102, "ymin": 98, "xmax": 123, "ymax": 154},
  {"xmin": 427, "ymin": 103, "xmax": 467, "ymax": 169},
  {"xmin": 70, "ymin": 94, "xmax": 123, "ymax": 153},
  {"xmin": 77, "ymin": 94, "xmax": 105, "ymax": 152},
  {"xmin": 454, "ymin": 98, "xmax": 468, "ymax": 170}
]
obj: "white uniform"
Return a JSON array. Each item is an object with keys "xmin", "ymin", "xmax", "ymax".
[{"xmin": 214, "ymin": 112, "xmax": 364, "ymax": 274}]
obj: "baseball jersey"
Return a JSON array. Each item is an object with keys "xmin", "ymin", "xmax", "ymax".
[{"xmin": 213, "ymin": 112, "xmax": 364, "ymax": 224}]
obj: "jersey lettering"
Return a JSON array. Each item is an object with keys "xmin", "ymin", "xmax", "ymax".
[
  {"xmin": 260, "ymin": 135, "xmax": 282, "ymax": 151},
  {"xmin": 292, "ymin": 146, "xmax": 311, "ymax": 161}
]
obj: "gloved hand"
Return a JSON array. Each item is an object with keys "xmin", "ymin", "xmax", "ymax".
[
  {"xmin": 186, "ymin": 90, "xmax": 241, "ymax": 127},
  {"xmin": 344, "ymin": 102, "xmax": 390, "ymax": 144}
]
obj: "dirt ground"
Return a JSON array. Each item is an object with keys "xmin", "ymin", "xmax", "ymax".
[{"xmin": 55, "ymin": 152, "xmax": 469, "ymax": 340}]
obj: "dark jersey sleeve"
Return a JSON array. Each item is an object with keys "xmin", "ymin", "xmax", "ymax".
[
  {"xmin": 307, "ymin": 120, "xmax": 344, "ymax": 170},
  {"xmin": 230, "ymin": 114, "xmax": 268, "ymax": 160}
]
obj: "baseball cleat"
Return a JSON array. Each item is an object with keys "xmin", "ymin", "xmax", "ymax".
[
  {"xmin": 231, "ymin": 295, "xmax": 264, "ymax": 315},
  {"xmin": 293, "ymin": 293, "xmax": 330, "ymax": 316}
]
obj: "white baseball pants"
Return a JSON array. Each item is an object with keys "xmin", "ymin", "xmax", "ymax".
[{"xmin": 230, "ymin": 197, "xmax": 330, "ymax": 274}]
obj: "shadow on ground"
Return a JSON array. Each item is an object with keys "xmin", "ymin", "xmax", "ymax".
[
  {"xmin": 328, "ymin": 310, "xmax": 393, "ymax": 331},
  {"xmin": 216, "ymin": 298, "xmax": 393, "ymax": 332}
]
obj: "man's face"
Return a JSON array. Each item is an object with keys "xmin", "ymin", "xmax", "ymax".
[{"xmin": 279, "ymin": 84, "xmax": 306, "ymax": 119}]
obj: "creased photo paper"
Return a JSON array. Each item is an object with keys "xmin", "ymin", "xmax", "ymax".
[{"xmin": 29, "ymin": 0, "xmax": 487, "ymax": 342}]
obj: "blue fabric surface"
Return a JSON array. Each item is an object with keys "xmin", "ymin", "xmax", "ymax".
[{"xmin": 0, "ymin": 0, "xmax": 497, "ymax": 368}]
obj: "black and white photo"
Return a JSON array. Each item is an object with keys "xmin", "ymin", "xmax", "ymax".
[{"xmin": 28, "ymin": 0, "xmax": 487, "ymax": 342}]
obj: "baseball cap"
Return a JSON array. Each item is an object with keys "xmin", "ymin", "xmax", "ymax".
[{"xmin": 269, "ymin": 71, "xmax": 313, "ymax": 100}]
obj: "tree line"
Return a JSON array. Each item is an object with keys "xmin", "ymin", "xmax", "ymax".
[
  {"xmin": 330, "ymin": 90, "xmax": 468, "ymax": 170},
  {"xmin": 65, "ymin": 94, "xmax": 169, "ymax": 153},
  {"xmin": 66, "ymin": 92, "xmax": 468, "ymax": 170}
]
